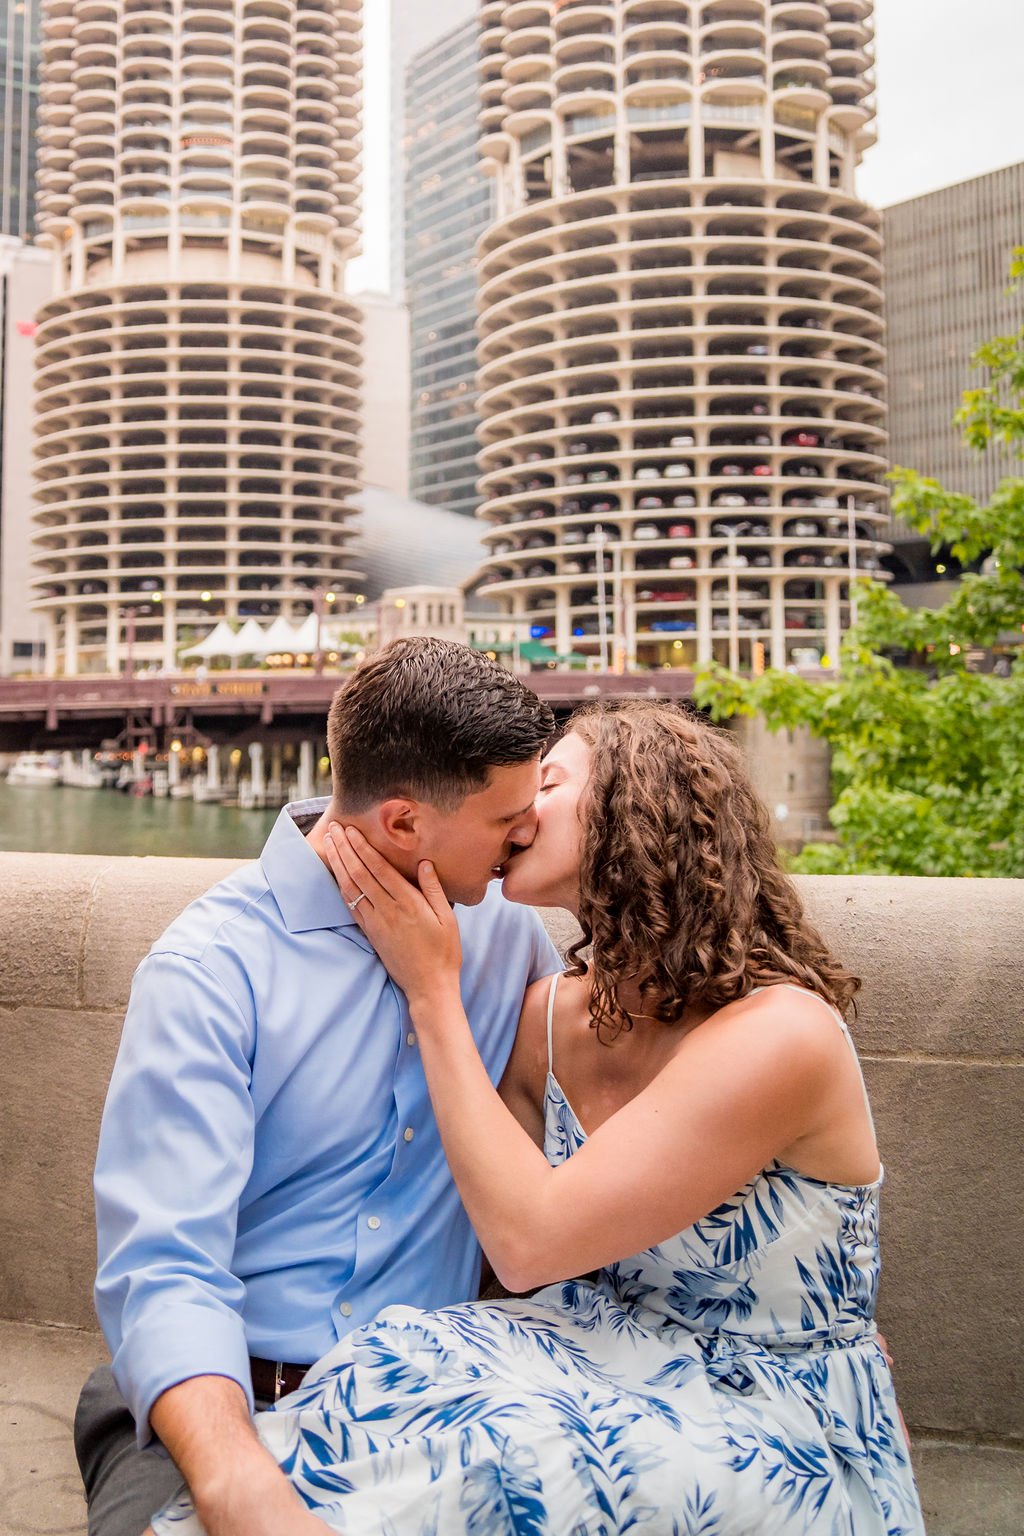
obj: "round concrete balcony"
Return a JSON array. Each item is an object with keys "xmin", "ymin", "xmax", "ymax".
[{"xmin": 770, "ymin": 1, "xmax": 829, "ymax": 25}]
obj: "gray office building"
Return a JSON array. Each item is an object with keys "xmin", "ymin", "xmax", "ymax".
[
  {"xmin": 1, "ymin": 0, "xmax": 41, "ymax": 238},
  {"xmin": 884, "ymin": 161, "xmax": 1024, "ymax": 574},
  {"xmin": 405, "ymin": 17, "xmax": 493, "ymax": 518}
]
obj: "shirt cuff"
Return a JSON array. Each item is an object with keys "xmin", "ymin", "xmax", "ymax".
[{"xmin": 112, "ymin": 1302, "xmax": 254, "ymax": 1449}]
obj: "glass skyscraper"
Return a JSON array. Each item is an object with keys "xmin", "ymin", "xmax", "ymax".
[
  {"xmin": 1, "ymin": 0, "xmax": 41, "ymax": 238},
  {"xmin": 389, "ymin": 0, "xmax": 476, "ymax": 294},
  {"xmin": 405, "ymin": 16, "xmax": 494, "ymax": 518},
  {"xmin": 885, "ymin": 162, "xmax": 1024, "ymax": 513}
]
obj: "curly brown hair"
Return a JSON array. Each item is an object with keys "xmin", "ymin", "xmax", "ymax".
[{"xmin": 564, "ymin": 700, "xmax": 859, "ymax": 1038}]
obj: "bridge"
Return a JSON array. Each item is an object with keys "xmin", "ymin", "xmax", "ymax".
[{"xmin": 0, "ymin": 670, "xmax": 697, "ymax": 752}]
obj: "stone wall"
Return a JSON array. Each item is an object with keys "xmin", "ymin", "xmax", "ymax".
[
  {"xmin": 730, "ymin": 714, "xmax": 833, "ymax": 848},
  {"xmin": 1, "ymin": 853, "xmax": 1021, "ymax": 1445}
]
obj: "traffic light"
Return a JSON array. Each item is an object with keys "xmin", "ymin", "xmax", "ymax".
[{"xmin": 752, "ymin": 641, "xmax": 766, "ymax": 676}]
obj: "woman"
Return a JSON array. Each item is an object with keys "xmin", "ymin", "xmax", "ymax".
[{"xmin": 153, "ymin": 701, "xmax": 923, "ymax": 1535}]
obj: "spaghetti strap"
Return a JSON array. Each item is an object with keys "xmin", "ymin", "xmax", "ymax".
[{"xmin": 545, "ymin": 972, "xmax": 561, "ymax": 1075}]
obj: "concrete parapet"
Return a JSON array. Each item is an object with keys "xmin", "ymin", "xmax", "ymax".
[{"xmin": 1, "ymin": 856, "xmax": 1021, "ymax": 1460}]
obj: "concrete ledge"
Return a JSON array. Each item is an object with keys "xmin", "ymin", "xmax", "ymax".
[
  {"xmin": 2, "ymin": 1320, "xmax": 1023, "ymax": 1536},
  {"xmin": 1, "ymin": 856, "xmax": 1022, "ymax": 1529},
  {"xmin": 0, "ymin": 1321, "xmax": 106, "ymax": 1536},
  {"xmin": 912, "ymin": 1439, "xmax": 1024, "ymax": 1536}
]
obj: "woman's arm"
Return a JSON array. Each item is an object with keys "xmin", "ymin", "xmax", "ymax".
[
  {"xmin": 410, "ymin": 982, "xmax": 834, "ymax": 1290},
  {"xmin": 325, "ymin": 827, "xmax": 837, "ymax": 1293}
]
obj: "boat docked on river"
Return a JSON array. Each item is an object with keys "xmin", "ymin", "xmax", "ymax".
[{"xmin": 4, "ymin": 752, "xmax": 62, "ymax": 787}]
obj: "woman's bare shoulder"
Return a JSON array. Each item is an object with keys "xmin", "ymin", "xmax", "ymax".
[
  {"xmin": 676, "ymin": 982, "xmax": 851, "ymax": 1087},
  {"xmin": 509, "ymin": 971, "xmax": 555, "ymax": 1058},
  {"xmin": 521, "ymin": 972, "xmax": 558, "ymax": 1021},
  {"xmin": 722, "ymin": 983, "xmax": 847, "ymax": 1043},
  {"xmin": 499, "ymin": 976, "xmax": 559, "ymax": 1137},
  {"xmin": 503, "ymin": 972, "xmax": 587, "ymax": 1104}
]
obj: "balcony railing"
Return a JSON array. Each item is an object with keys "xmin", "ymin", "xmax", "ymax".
[
  {"xmin": 521, "ymin": 125, "xmax": 552, "ymax": 155},
  {"xmin": 565, "ymin": 110, "xmax": 615, "ymax": 135}
]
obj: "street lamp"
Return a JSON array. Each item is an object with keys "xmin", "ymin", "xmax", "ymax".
[
  {"xmin": 594, "ymin": 526, "xmax": 610, "ymax": 672},
  {"xmin": 118, "ymin": 590, "xmax": 168, "ymax": 678},
  {"xmin": 118, "ymin": 606, "xmax": 138, "ymax": 679},
  {"xmin": 313, "ymin": 587, "xmax": 337, "ymax": 676},
  {"xmin": 592, "ymin": 526, "xmax": 627, "ymax": 673},
  {"xmin": 727, "ymin": 530, "xmax": 740, "ymax": 675},
  {"xmin": 846, "ymin": 495, "xmax": 859, "ymax": 627}
]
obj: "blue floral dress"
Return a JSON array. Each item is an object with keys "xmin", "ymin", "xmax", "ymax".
[{"xmin": 153, "ymin": 983, "xmax": 923, "ymax": 1535}]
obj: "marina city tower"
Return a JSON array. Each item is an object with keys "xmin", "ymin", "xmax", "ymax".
[
  {"xmin": 31, "ymin": 0, "xmax": 363, "ymax": 674},
  {"xmin": 474, "ymin": 0, "xmax": 887, "ymax": 671}
]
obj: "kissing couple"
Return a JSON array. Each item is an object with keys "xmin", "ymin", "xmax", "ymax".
[{"xmin": 76, "ymin": 638, "xmax": 923, "ymax": 1535}]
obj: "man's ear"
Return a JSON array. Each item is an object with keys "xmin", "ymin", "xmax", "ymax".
[{"xmin": 374, "ymin": 797, "xmax": 426, "ymax": 851}]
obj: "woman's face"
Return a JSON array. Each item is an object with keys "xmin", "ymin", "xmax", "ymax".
[{"xmin": 500, "ymin": 729, "xmax": 592, "ymax": 912}]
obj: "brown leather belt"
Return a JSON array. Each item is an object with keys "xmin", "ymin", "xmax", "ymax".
[{"xmin": 249, "ymin": 1355, "xmax": 309, "ymax": 1403}]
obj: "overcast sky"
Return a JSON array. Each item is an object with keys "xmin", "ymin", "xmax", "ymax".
[
  {"xmin": 859, "ymin": 0, "xmax": 1024, "ymax": 208},
  {"xmin": 347, "ymin": 0, "xmax": 1024, "ymax": 293}
]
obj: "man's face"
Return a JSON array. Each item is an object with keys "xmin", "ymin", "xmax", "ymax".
[{"xmin": 416, "ymin": 758, "xmax": 541, "ymax": 906}]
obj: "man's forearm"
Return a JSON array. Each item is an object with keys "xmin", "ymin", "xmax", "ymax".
[{"xmin": 149, "ymin": 1375, "xmax": 323, "ymax": 1535}]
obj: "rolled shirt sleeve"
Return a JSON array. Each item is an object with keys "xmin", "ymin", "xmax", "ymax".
[{"xmin": 94, "ymin": 950, "xmax": 259, "ymax": 1444}]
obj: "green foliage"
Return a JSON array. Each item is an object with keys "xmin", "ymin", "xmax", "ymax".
[{"xmin": 694, "ymin": 253, "xmax": 1024, "ymax": 878}]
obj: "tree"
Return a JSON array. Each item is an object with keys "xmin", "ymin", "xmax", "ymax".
[{"xmin": 693, "ymin": 254, "xmax": 1024, "ymax": 878}]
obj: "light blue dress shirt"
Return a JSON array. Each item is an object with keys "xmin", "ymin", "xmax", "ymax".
[{"xmin": 94, "ymin": 798, "xmax": 561, "ymax": 1442}]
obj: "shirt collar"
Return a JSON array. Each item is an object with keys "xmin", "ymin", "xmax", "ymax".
[{"xmin": 260, "ymin": 797, "xmax": 362, "ymax": 935}]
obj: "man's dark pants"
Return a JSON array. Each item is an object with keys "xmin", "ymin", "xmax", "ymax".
[{"xmin": 74, "ymin": 1366, "xmax": 273, "ymax": 1536}]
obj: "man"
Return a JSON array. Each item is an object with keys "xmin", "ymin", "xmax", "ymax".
[{"xmin": 75, "ymin": 638, "xmax": 561, "ymax": 1536}]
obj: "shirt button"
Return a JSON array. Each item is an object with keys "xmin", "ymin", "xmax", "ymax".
[
  {"xmin": 406, "ymin": 1031, "xmax": 416, "ymax": 1047},
  {"xmin": 403, "ymin": 1127, "xmax": 415, "ymax": 1143},
  {"xmin": 340, "ymin": 1301, "xmax": 352, "ymax": 1317},
  {"xmin": 367, "ymin": 1215, "xmax": 381, "ymax": 1230}
]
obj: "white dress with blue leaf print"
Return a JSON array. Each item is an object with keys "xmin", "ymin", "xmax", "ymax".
[{"xmin": 153, "ymin": 984, "xmax": 924, "ymax": 1535}]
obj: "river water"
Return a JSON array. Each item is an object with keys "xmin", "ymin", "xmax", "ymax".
[{"xmin": 0, "ymin": 782, "xmax": 279, "ymax": 859}]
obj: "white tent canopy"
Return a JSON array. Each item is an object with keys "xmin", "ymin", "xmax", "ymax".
[
  {"xmin": 180, "ymin": 619, "xmax": 242, "ymax": 660},
  {"xmin": 181, "ymin": 612, "xmax": 354, "ymax": 663},
  {"xmin": 233, "ymin": 617, "xmax": 271, "ymax": 656},
  {"xmin": 261, "ymin": 615, "xmax": 303, "ymax": 653},
  {"xmin": 290, "ymin": 613, "xmax": 319, "ymax": 652}
]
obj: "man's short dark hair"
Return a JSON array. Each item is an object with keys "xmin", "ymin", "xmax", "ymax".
[{"xmin": 326, "ymin": 638, "xmax": 555, "ymax": 812}]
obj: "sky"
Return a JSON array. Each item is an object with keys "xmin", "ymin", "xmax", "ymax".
[
  {"xmin": 347, "ymin": 0, "xmax": 1024, "ymax": 293},
  {"xmin": 858, "ymin": 0, "xmax": 1024, "ymax": 209}
]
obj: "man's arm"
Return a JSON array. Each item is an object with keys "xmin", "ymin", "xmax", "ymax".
[
  {"xmin": 95, "ymin": 951, "xmax": 258, "ymax": 1441},
  {"xmin": 149, "ymin": 1378, "xmax": 327, "ymax": 1535},
  {"xmin": 96, "ymin": 951, "xmax": 327, "ymax": 1531}
]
